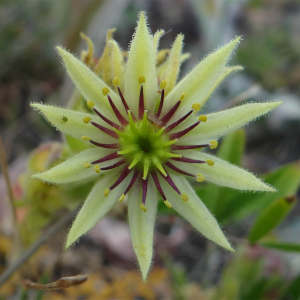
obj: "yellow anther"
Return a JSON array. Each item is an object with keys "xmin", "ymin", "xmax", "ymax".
[
  {"xmin": 102, "ymin": 87, "xmax": 110, "ymax": 96},
  {"xmin": 104, "ymin": 188, "xmax": 110, "ymax": 197},
  {"xmin": 87, "ymin": 100, "xmax": 95, "ymax": 109},
  {"xmin": 83, "ymin": 162, "xmax": 91, "ymax": 168},
  {"xmin": 192, "ymin": 103, "xmax": 201, "ymax": 111},
  {"xmin": 94, "ymin": 165, "xmax": 101, "ymax": 173},
  {"xmin": 181, "ymin": 194, "xmax": 188, "ymax": 202},
  {"xmin": 81, "ymin": 136, "xmax": 90, "ymax": 141},
  {"xmin": 199, "ymin": 115, "xmax": 207, "ymax": 122},
  {"xmin": 160, "ymin": 80, "xmax": 167, "ymax": 89},
  {"xmin": 112, "ymin": 77, "xmax": 120, "ymax": 86},
  {"xmin": 210, "ymin": 140, "xmax": 218, "ymax": 149},
  {"xmin": 139, "ymin": 76, "xmax": 146, "ymax": 84},
  {"xmin": 119, "ymin": 194, "xmax": 125, "ymax": 202},
  {"xmin": 140, "ymin": 203, "xmax": 147, "ymax": 212},
  {"xmin": 164, "ymin": 200, "xmax": 172, "ymax": 208},
  {"xmin": 83, "ymin": 116, "xmax": 91, "ymax": 123},
  {"xmin": 179, "ymin": 92, "xmax": 186, "ymax": 101},
  {"xmin": 206, "ymin": 159, "xmax": 215, "ymax": 166},
  {"xmin": 196, "ymin": 174, "xmax": 205, "ymax": 182}
]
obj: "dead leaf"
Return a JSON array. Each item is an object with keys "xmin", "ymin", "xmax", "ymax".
[{"xmin": 23, "ymin": 274, "xmax": 88, "ymax": 290}]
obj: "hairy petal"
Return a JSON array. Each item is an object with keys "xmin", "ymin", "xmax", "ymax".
[
  {"xmin": 32, "ymin": 148, "xmax": 117, "ymax": 184},
  {"xmin": 66, "ymin": 170, "xmax": 131, "ymax": 248},
  {"xmin": 31, "ymin": 103, "xmax": 115, "ymax": 144},
  {"xmin": 124, "ymin": 11, "xmax": 157, "ymax": 115},
  {"xmin": 57, "ymin": 47, "xmax": 122, "ymax": 122},
  {"xmin": 108, "ymin": 40, "xmax": 125, "ymax": 91},
  {"xmin": 180, "ymin": 101, "xmax": 282, "ymax": 145},
  {"xmin": 128, "ymin": 178, "xmax": 158, "ymax": 281},
  {"xmin": 162, "ymin": 37, "xmax": 241, "ymax": 121},
  {"xmin": 171, "ymin": 152, "xmax": 276, "ymax": 192},
  {"xmin": 202, "ymin": 65, "xmax": 243, "ymax": 105},
  {"xmin": 157, "ymin": 53, "xmax": 190, "ymax": 79},
  {"xmin": 153, "ymin": 29, "xmax": 165, "ymax": 56},
  {"xmin": 160, "ymin": 174, "xmax": 233, "ymax": 251},
  {"xmin": 163, "ymin": 34, "xmax": 184, "ymax": 95}
]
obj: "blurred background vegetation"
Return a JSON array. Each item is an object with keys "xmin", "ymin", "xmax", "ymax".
[{"xmin": 0, "ymin": 0, "xmax": 300, "ymax": 299}]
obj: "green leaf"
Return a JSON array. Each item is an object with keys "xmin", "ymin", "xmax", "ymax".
[
  {"xmin": 219, "ymin": 161, "xmax": 300, "ymax": 222},
  {"xmin": 248, "ymin": 196, "xmax": 296, "ymax": 244},
  {"xmin": 217, "ymin": 129, "xmax": 245, "ymax": 166},
  {"xmin": 261, "ymin": 242, "xmax": 300, "ymax": 252},
  {"xmin": 280, "ymin": 274, "xmax": 300, "ymax": 299}
]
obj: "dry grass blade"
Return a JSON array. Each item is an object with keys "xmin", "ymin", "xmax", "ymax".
[{"xmin": 23, "ymin": 274, "xmax": 89, "ymax": 290}]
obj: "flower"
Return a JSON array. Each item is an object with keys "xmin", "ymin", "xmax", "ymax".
[{"xmin": 31, "ymin": 12, "xmax": 281, "ymax": 281}]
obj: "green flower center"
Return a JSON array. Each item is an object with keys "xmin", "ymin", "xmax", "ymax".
[{"xmin": 118, "ymin": 111, "xmax": 177, "ymax": 179}]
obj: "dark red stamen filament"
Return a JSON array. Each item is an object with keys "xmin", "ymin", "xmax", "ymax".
[
  {"xmin": 160, "ymin": 101, "xmax": 181, "ymax": 125},
  {"xmin": 165, "ymin": 110, "xmax": 193, "ymax": 133},
  {"xmin": 107, "ymin": 95, "xmax": 128, "ymax": 126},
  {"xmin": 169, "ymin": 121, "xmax": 200, "ymax": 139},
  {"xmin": 91, "ymin": 122, "xmax": 119, "ymax": 139},
  {"xmin": 109, "ymin": 166, "xmax": 131, "ymax": 190},
  {"xmin": 171, "ymin": 144, "xmax": 209, "ymax": 150},
  {"xmin": 93, "ymin": 108, "xmax": 122, "ymax": 130},
  {"xmin": 171, "ymin": 156, "xmax": 205, "ymax": 164},
  {"xmin": 160, "ymin": 170, "xmax": 181, "ymax": 195},
  {"xmin": 124, "ymin": 169, "xmax": 139, "ymax": 195},
  {"xmin": 91, "ymin": 151, "xmax": 120, "ymax": 164},
  {"xmin": 90, "ymin": 140, "xmax": 119, "ymax": 149},
  {"xmin": 139, "ymin": 85, "xmax": 145, "ymax": 120},
  {"xmin": 142, "ymin": 176, "xmax": 148, "ymax": 204},
  {"xmin": 164, "ymin": 161, "xmax": 195, "ymax": 177},
  {"xmin": 118, "ymin": 87, "xmax": 135, "ymax": 120},
  {"xmin": 152, "ymin": 172, "xmax": 167, "ymax": 201},
  {"xmin": 155, "ymin": 89, "xmax": 165, "ymax": 118},
  {"xmin": 101, "ymin": 160, "xmax": 125, "ymax": 170}
]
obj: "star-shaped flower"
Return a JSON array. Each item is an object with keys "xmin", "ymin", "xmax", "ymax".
[{"xmin": 31, "ymin": 12, "xmax": 281, "ymax": 280}]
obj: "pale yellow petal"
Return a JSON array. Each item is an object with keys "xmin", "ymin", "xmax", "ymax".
[
  {"xmin": 57, "ymin": 47, "xmax": 123, "ymax": 123},
  {"xmin": 128, "ymin": 178, "xmax": 158, "ymax": 281},
  {"xmin": 163, "ymin": 34, "xmax": 184, "ymax": 95},
  {"xmin": 170, "ymin": 152, "xmax": 276, "ymax": 192},
  {"xmin": 180, "ymin": 101, "xmax": 282, "ymax": 145},
  {"xmin": 124, "ymin": 11, "xmax": 157, "ymax": 115},
  {"xmin": 202, "ymin": 65, "xmax": 244, "ymax": 105},
  {"xmin": 153, "ymin": 29, "xmax": 165, "ymax": 55},
  {"xmin": 157, "ymin": 52, "xmax": 190, "ymax": 78},
  {"xmin": 32, "ymin": 148, "xmax": 118, "ymax": 184},
  {"xmin": 160, "ymin": 174, "xmax": 233, "ymax": 251},
  {"xmin": 66, "ymin": 170, "xmax": 131, "ymax": 248},
  {"xmin": 31, "ymin": 103, "xmax": 116, "ymax": 144},
  {"xmin": 108, "ymin": 40, "xmax": 125, "ymax": 91},
  {"xmin": 162, "ymin": 37, "xmax": 241, "ymax": 122}
]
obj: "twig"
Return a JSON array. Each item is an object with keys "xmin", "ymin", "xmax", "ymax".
[
  {"xmin": 0, "ymin": 207, "xmax": 78, "ymax": 287},
  {"xmin": 0, "ymin": 133, "xmax": 18, "ymax": 230}
]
